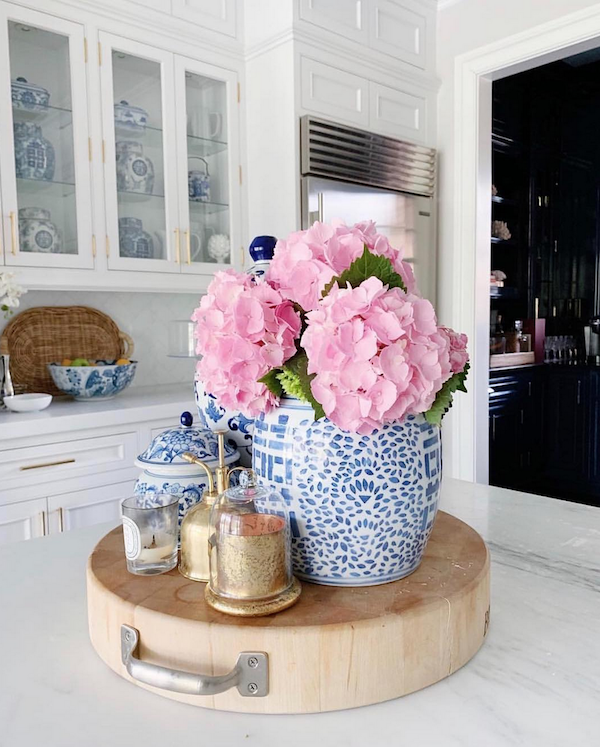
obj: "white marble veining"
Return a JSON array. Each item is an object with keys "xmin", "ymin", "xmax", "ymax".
[{"xmin": 0, "ymin": 478, "xmax": 599, "ymax": 746}]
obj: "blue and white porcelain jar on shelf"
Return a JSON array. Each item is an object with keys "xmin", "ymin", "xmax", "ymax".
[
  {"xmin": 188, "ymin": 156, "xmax": 211, "ymax": 202},
  {"xmin": 115, "ymin": 141, "xmax": 154, "ymax": 194},
  {"xmin": 14, "ymin": 122, "xmax": 55, "ymax": 181},
  {"xmin": 11, "ymin": 77, "xmax": 50, "ymax": 111},
  {"xmin": 252, "ymin": 397, "xmax": 442, "ymax": 587},
  {"xmin": 118, "ymin": 217, "xmax": 154, "ymax": 259},
  {"xmin": 19, "ymin": 207, "xmax": 62, "ymax": 253},
  {"xmin": 114, "ymin": 100, "xmax": 148, "ymax": 132},
  {"xmin": 134, "ymin": 411, "xmax": 240, "ymax": 536}
]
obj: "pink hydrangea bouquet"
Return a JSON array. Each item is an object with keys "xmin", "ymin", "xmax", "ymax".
[{"xmin": 193, "ymin": 220, "xmax": 469, "ymax": 434}]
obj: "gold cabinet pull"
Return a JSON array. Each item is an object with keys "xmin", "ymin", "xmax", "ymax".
[
  {"xmin": 20, "ymin": 458, "xmax": 76, "ymax": 471},
  {"xmin": 185, "ymin": 230, "xmax": 191, "ymax": 264},
  {"xmin": 174, "ymin": 228, "xmax": 181, "ymax": 263},
  {"xmin": 9, "ymin": 211, "xmax": 17, "ymax": 255},
  {"xmin": 106, "ymin": 235, "xmax": 110, "ymax": 257},
  {"xmin": 39, "ymin": 511, "xmax": 47, "ymax": 536},
  {"xmin": 58, "ymin": 507, "xmax": 65, "ymax": 533},
  {"xmin": 92, "ymin": 234, "xmax": 97, "ymax": 258}
]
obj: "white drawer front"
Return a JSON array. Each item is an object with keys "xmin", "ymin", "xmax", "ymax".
[
  {"xmin": 370, "ymin": 0, "xmax": 427, "ymax": 70},
  {"xmin": 369, "ymin": 82, "xmax": 426, "ymax": 143},
  {"xmin": 301, "ymin": 57, "xmax": 368, "ymax": 127},
  {"xmin": 299, "ymin": 0, "xmax": 368, "ymax": 44},
  {"xmin": 0, "ymin": 432, "xmax": 138, "ymax": 489}
]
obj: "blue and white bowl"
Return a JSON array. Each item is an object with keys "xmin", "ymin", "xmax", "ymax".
[
  {"xmin": 48, "ymin": 360, "xmax": 137, "ymax": 401},
  {"xmin": 134, "ymin": 411, "xmax": 240, "ymax": 536}
]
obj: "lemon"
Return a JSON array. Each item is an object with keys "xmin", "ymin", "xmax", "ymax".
[{"xmin": 116, "ymin": 358, "xmax": 130, "ymax": 365}]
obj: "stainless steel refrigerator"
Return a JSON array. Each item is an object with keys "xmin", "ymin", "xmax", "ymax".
[{"xmin": 300, "ymin": 116, "xmax": 437, "ymax": 302}]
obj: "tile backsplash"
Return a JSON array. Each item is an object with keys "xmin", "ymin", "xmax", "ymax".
[{"xmin": 0, "ymin": 291, "xmax": 201, "ymax": 389}]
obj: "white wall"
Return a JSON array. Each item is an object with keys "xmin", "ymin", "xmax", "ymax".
[
  {"xmin": 436, "ymin": 0, "xmax": 600, "ymax": 480},
  {"xmin": 0, "ymin": 291, "xmax": 199, "ymax": 389}
]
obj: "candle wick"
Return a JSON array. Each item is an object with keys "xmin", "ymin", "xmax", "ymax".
[{"xmin": 150, "ymin": 534, "xmax": 156, "ymax": 548}]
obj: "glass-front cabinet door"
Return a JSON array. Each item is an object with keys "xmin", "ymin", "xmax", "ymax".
[
  {"xmin": 174, "ymin": 56, "xmax": 240, "ymax": 274},
  {"xmin": 100, "ymin": 34, "xmax": 179, "ymax": 273},
  {"xmin": 0, "ymin": 3, "xmax": 93, "ymax": 268}
]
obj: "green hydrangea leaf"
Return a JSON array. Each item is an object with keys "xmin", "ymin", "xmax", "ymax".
[
  {"xmin": 276, "ymin": 351, "xmax": 326, "ymax": 421},
  {"xmin": 322, "ymin": 244, "xmax": 406, "ymax": 297},
  {"xmin": 424, "ymin": 362, "xmax": 470, "ymax": 426},
  {"xmin": 257, "ymin": 369, "xmax": 283, "ymax": 398}
]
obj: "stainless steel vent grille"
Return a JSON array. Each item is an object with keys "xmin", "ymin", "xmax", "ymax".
[{"xmin": 300, "ymin": 116, "xmax": 436, "ymax": 198}]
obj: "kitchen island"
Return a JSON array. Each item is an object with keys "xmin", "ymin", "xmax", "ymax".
[{"xmin": 0, "ymin": 478, "xmax": 598, "ymax": 747}]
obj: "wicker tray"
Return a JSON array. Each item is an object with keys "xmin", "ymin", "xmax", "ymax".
[{"xmin": 0, "ymin": 306, "xmax": 134, "ymax": 395}]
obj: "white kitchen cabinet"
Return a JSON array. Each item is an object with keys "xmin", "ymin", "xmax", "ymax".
[
  {"xmin": 369, "ymin": 0, "xmax": 429, "ymax": 71},
  {"xmin": 47, "ymin": 481, "xmax": 133, "ymax": 534},
  {"xmin": 171, "ymin": 0, "xmax": 237, "ymax": 38},
  {"xmin": 299, "ymin": 0, "xmax": 368, "ymax": 44},
  {"xmin": 369, "ymin": 80, "xmax": 427, "ymax": 143},
  {"xmin": 300, "ymin": 57, "xmax": 368, "ymax": 128},
  {"xmin": 0, "ymin": 498, "xmax": 47, "ymax": 545},
  {"xmin": 0, "ymin": 3, "xmax": 94, "ymax": 269}
]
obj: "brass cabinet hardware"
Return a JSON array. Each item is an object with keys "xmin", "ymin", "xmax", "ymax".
[
  {"xmin": 84, "ymin": 37, "xmax": 88, "ymax": 63},
  {"xmin": 240, "ymin": 246, "xmax": 245, "ymax": 267},
  {"xmin": 237, "ymin": 82, "xmax": 241, "ymax": 103},
  {"xmin": 106, "ymin": 235, "xmax": 110, "ymax": 257},
  {"xmin": 102, "ymin": 139, "xmax": 106, "ymax": 163},
  {"xmin": 9, "ymin": 211, "xmax": 17, "ymax": 255},
  {"xmin": 185, "ymin": 230, "xmax": 191, "ymax": 264},
  {"xmin": 20, "ymin": 458, "xmax": 76, "ymax": 472},
  {"xmin": 98, "ymin": 41, "xmax": 102, "ymax": 66},
  {"xmin": 92, "ymin": 234, "xmax": 97, "ymax": 258},
  {"xmin": 174, "ymin": 228, "xmax": 181, "ymax": 263},
  {"xmin": 88, "ymin": 137, "xmax": 92, "ymax": 161},
  {"xmin": 39, "ymin": 511, "xmax": 47, "ymax": 536},
  {"xmin": 58, "ymin": 507, "xmax": 65, "ymax": 533}
]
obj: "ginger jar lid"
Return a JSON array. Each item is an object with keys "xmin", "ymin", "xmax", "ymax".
[{"xmin": 136, "ymin": 411, "xmax": 239, "ymax": 470}]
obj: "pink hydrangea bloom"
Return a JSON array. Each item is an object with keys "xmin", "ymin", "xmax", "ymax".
[
  {"xmin": 439, "ymin": 327, "xmax": 469, "ymax": 374},
  {"xmin": 267, "ymin": 220, "xmax": 417, "ymax": 311},
  {"xmin": 192, "ymin": 269, "xmax": 301, "ymax": 417},
  {"xmin": 302, "ymin": 277, "xmax": 454, "ymax": 434}
]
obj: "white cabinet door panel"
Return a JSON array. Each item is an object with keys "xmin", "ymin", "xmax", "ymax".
[
  {"xmin": 0, "ymin": 498, "xmax": 47, "ymax": 545},
  {"xmin": 301, "ymin": 57, "xmax": 368, "ymax": 127},
  {"xmin": 369, "ymin": 82, "xmax": 426, "ymax": 143},
  {"xmin": 299, "ymin": 0, "xmax": 367, "ymax": 44},
  {"xmin": 370, "ymin": 0, "xmax": 427, "ymax": 70},
  {"xmin": 47, "ymin": 480, "xmax": 134, "ymax": 534},
  {"xmin": 171, "ymin": 0, "xmax": 237, "ymax": 37}
]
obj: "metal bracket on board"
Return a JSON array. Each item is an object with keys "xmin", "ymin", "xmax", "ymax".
[{"xmin": 120, "ymin": 624, "xmax": 269, "ymax": 697}]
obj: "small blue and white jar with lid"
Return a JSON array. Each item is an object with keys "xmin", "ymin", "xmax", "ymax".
[
  {"xmin": 134, "ymin": 411, "xmax": 239, "ymax": 534},
  {"xmin": 248, "ymin": 235, "xmax": 277, "ymax": 281}
]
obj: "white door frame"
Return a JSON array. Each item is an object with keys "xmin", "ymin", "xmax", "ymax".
[{"xmin": 449, "ymin": 4, "xmax": 600, "ymax": 484}]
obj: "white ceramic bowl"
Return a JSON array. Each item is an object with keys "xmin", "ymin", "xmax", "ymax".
[{"xmin": 3, "ymin": 393, "xmax": 53, "ymax": 412}]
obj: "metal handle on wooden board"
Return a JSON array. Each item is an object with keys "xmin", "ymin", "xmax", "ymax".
[{"xmin": 120, "ymin": 624, "xmax": 268, "ymax": 697}]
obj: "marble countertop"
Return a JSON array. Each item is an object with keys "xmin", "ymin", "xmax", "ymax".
[
  {"xmin": 1, "ymin": 478, "xmax": 598, "ymax": 746},
  {"xmin": 0, "ymin": 384, "xmax": 195, "ymax": 440}
]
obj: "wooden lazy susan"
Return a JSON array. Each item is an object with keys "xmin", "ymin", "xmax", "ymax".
[{"xmin": 87, "ymin": 511, "xmax": 490, "ymax": 714}]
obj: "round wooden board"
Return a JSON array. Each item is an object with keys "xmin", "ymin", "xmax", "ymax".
[{"xmin": 87, "ymin": 511, "xmax": 490, "ymax": 714}]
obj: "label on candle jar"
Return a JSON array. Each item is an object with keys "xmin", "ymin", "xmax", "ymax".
[{"xmin": 122, "ymin": 516, "xmax": 141, "ymax": 560}]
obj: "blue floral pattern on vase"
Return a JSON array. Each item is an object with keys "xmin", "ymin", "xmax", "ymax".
[
  {"xmin": 14, "ymin": 122, "xmax": 55, "ymax": 181},
  {"xmin": 252, "ymin": 398, "xmax": 442, "ymax": 587},
  {"xmin": 48, "ymin": 361, "xmax": 136, "ymax": 400},
  {"xmin": 137, "ymin": 421, "xmax": 237, "ymax": 465},
  {"xmin": 194, "ymin": 381, "xmax": 254, "ymax": 467}
]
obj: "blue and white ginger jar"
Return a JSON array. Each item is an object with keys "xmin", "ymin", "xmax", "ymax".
[
  {"xmin": 118, "ymin": 217, "xmax": 154, "ymax": 259},
  {"xmin": 194, "ymin": 380, "xmax": 253, "ymax": 467},
  {"xmin": 19, "ymin": 207, "xmax": 61, "ymax": 254},
  {"xmin": 12, "ymin": 77, "xmax": 50, "ymax": 110},
  {"xmin": 252, "ymin": 398, "xmax": 442, "ymax": 587},
  {"xmin": 247, "ymin": 235, "xmax": 277, "ymax": 280},
  {"xmin": 134, "ymin": 411, "xmax": 240, "ymax": 533},
  {"xmin": 116, "ymin": 141, "xmax": 154, "ymax": 194},
  {"xmin": 114, "ymin": 100, "xmax": 148, "ymax": 131},
  {"xmin": 14, "ymin": 122, "xmax": 55, "ymax": 181}
]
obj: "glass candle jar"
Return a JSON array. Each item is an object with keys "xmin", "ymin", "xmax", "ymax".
[
  {"xmin": 121, "ymin": 494, "xmax": 179, "ymax": 575},
  {"xmin": 206, "ymin": 470, "xmax": 301, "ymax": 616}
]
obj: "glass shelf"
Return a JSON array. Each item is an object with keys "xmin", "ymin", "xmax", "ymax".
[
  {"xmin": 189, "ymin": 199, "xmax": 229, "ymax": 215},
  {"xmin": 491, "ymin": 237, "xmax": 517, "ymax": 246},
  {"xmin": 114, "ymin": 121, "xmax": 228, "ymax": 157},
  {"xmin": 117, "ymin": 189, "xmax": 165, "ymax": 203},
  {"xmin": 491, "ymin": 195, "xmax": 518, "ymax": 206},
  {"xmin": 17, "ymin": 176, "xmax": 76, "ymax": 197}
]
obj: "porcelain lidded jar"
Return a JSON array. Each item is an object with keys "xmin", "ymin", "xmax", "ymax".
[
  {"xmin": 14, "ymin": 122, "xmax": 55, "ymax": 181},
  {"xmin": 188, "ymin": 157, "xmax": 211, "ymax": 202},
  {"xmin": 11, "ymin": 77, "xmax": 50, "ymax": 110},
  {"xmin": 18, "ymin": 207, "xmax": 61, "ymax": 253},
  {"xmin": 116, "ymin": 141, "xmax": 154, "ymax": 194},
  {"xmin": 118, "ymin": 217, "xmax": 154, "ymax": 259},
  {"xmin": 195, "ymin": 382, "xmax": 253, "ymax": 467},
  {"xmin": 134, "ymin": 411, "xmax": 239, "ymax": 533},
  {"xmin": 114, "ymin": 100, "xmax": 148, "ymax": 132}
]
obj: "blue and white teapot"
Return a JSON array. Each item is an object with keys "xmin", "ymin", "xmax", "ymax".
[{"xmin": 134, "ymin": 411, "xmax": 239, "ymax": 532}]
